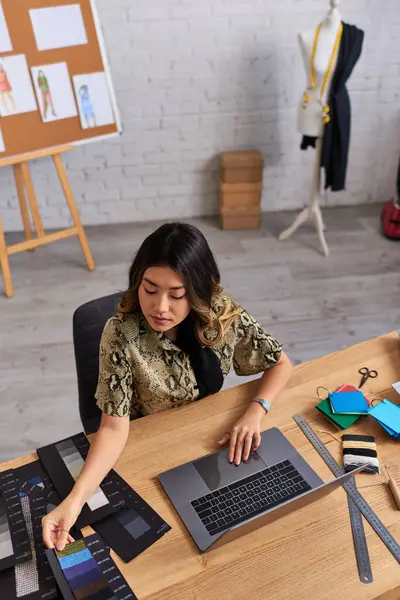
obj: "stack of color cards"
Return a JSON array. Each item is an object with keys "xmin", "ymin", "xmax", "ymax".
[
  {"xmin": 315, "ymin": 384, "xmax": 370, "ymax": 430},
  {"xmin": 46, "ymin": 536, "xmax": 137, "ymax": 600},
  {"xmin": 57, "ymin": 539, "xmax": 115, "ymax": 599}
]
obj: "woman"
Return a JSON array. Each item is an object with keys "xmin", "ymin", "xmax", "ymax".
[
  {"xmin": 43, "ymin": 223, "xmax": 292, "ymax": 551},
  {"xmin": 37, "ymin": 70, "xmax": 56, "ymax": 119}
]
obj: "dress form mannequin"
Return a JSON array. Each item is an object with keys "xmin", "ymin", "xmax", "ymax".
[{"xmin": 279, "ymin": 0, "xmax": 343, "ymax": 256}]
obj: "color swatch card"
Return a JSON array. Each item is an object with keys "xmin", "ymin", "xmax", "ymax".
[
  {"xmin": 316, "ymin": 398, "xmax": 360, "ymax": 430},
  {"xmin": 0, "ymin": 469, "xmax": 31, "ymax": 571},
  {"xmin": 46, "ymin": 535, "xmax": 137, "ymax": 600},
  {"xmin": 329, "ymin": 390, "xmax": 370, "ymax": 415},
  {"xmin": 37, "ymin": 433, "xmax": 123, "ymax": 528},
  {"xmin": 93, "ymin": 470, "xmax": 171, "ymax": 563},
  {"xmin": 368, "ymin": 399, "xmax": 400, "ymax": 439}
]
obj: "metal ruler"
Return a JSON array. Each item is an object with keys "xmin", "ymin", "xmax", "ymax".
[{"xmin": 293, "ymin": 415, "xmax": 400, "ymax": 580}]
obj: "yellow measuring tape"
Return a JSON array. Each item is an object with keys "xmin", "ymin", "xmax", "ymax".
[{"xmin": 302, "ymin": 22, "xmax": 343, "ymax": 125}]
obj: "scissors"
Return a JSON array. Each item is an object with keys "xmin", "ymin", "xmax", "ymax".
[{"xmin": 358, "ymin": 367, "xmax": 378, "ymax": 389}]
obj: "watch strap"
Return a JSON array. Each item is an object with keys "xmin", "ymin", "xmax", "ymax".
[{"xmin": 252, "ymin": 398, "xmax": 271, "ymax": 413}]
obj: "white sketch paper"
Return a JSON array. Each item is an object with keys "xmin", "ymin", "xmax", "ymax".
[
  {"xmin": 0, "ymin": 55, "xmax": 37, "ymax": 117},
  {"xmin": 29, "ymin": 4, "xmax": 88, "ymax": 52},
  {"xmin": 0, "ymin": 127, "xmax": 5, "ymax": 152},
  {"xmin": 31, "ymin": 63, "xmax": 78, "ymax": 123},
  {"xmin": 73, "ymin": 72, "xmax": 115, "ymax": 129},
  {"xmin": 0, "ymin": 2, "xmax": 12, "ymax": 53}
]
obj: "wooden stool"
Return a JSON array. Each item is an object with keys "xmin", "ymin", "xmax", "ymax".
[{"xmin": 0, "ymin": 146, "xmax": 95, "ymax": 298}]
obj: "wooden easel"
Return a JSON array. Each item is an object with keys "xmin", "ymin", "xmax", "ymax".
[{"xmin": 0, "ymin": 146, "xmax": 95, "ymax": 298}]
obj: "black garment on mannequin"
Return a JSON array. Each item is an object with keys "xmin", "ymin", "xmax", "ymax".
[
  {"xmin": 300, "ymin": 23, "xmax": 364, "ymax": 192},
  {"xmin": 321, "ymin": 23, "xmax": 364, "ymax": 191},
  {"xmin": 176, "ymin": 315, "xmax": 224, "ymax": 400}
]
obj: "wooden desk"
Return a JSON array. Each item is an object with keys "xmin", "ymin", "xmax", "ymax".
[{"xmin": 2, "ymin": 333, "xmax": 400, "ymax": 600}]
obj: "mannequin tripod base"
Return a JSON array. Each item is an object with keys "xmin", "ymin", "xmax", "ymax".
[{"xmin": 278, "ymin": 202, "xmax": 329, "ymax": 257}]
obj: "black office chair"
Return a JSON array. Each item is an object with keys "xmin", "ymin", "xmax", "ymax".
[{"xmin": 73, "ymin": 293, "xmax": 121, "ymax": 434}]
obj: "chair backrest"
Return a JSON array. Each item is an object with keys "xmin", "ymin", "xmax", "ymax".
[{"xmin": 73, "ymin": 293, "xmax": 121, "ymax": 434}]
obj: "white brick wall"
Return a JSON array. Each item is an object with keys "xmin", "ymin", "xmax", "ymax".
[{"xmin": 2, "ymin": 0, "xmax": 400, "ymax": 232}]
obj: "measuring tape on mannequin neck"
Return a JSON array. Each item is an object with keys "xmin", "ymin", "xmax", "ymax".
[{"xmin": 302, "ymin": 22, "xmax": 344, "ymax": 125}]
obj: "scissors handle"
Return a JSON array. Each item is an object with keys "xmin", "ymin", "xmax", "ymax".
[{"xmin": 358, "ymin": 367, "xmax": 378, "ymax": 389}]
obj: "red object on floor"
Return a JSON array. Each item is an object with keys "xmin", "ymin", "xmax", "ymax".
[
  {"xmin": 382, "ymin": 158, "xmax": 400, "ymax": 240},
  {"xmin": 382, "ymin": 199, "xmax": 400, "ymax": 240}
]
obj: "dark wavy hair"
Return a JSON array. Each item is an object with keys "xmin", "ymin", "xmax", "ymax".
[{"xmin": 119, "ymin": 223, "xmax": 240, "ymax": 346}]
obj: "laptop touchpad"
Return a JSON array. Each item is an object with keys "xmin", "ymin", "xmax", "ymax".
[{"xmin": 193, "ymin": 448, "xmax": 267, "ymax": 491}]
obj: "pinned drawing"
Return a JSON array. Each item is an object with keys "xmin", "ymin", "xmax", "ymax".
[
  {"xmin": 0, "ymin": 55, "xmax": 37, "ymax": 117},
  {"xmin": 37, "ymin": 70, "xmax": 57, "ymax": 119},
  {"xmin": 0, "ymin": 3, "xmax": 12, "ymax": 53},
  {"xmin": 78, "ymin": 84, "xmax": 96, "ymax": 128},
  {"xmin": 73, "ymin": 72, "xmax": 115, "ymax": 130},
  {"xmin": 0, "ymin": 63, "xmax": 15, "ymax": 113},
  {"xmin": 0, "ymin": 127, "xmax": 5, "ymax": 152},
  {"xmin": 29, "ymin": 5, "xmax": 88, "ymax": 52},
  {"xmin": 31, "ymin": 62, "xmax": 78, "ymax": 123}
]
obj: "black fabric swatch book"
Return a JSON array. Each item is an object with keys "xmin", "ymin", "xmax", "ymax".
[{"xmin": 37, "ymin": 432, "xmax": 171, "ymax": 562}]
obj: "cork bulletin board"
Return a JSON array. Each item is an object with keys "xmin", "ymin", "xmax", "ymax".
[{"xmin": 0, "ymin": 0, "xmax": 121, "ymax": 160}]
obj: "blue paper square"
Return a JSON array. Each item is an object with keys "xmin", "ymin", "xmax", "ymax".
[
  {"xmin": 368, "ymin": 399, "xmax": 400, "ymax": 435},
  {"xmin": 329, "ymin": 390, "xmax": 370, "ymax": 415}
]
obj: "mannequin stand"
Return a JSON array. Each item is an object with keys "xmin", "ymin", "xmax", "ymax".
[{"xmin": 278, "ymin": 138, "xmax": 329, "ymax": 256}]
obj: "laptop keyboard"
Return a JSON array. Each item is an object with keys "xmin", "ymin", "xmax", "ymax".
[{"xmin": 191, "ymin": 459, "xmax": 311, "ymax": 536}]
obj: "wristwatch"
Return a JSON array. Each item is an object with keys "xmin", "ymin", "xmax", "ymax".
[{"xmin": 251, "ymin": 398, "xmax": 271, "ymax": 414}]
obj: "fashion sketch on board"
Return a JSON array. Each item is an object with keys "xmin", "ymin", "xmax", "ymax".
[
  {"xmin": 37, "ymin": 69, "xmax": 57, "ymax": 119},
  {"xmin": 79, "ymin": 84, "xmax": 96, "ymax": 128},
  {"xmin": 0, "ymin": 63, "xmax": 16, "ymax": 113}
]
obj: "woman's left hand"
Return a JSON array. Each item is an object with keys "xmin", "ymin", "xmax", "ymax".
[{"xmin": 218, "ymin": 402, "xmax": 266, "ymax": 466}]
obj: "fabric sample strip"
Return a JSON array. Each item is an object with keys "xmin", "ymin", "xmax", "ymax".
[
  {"xmin": 15, "ymin": 496, "xmax": 39, "ymax": 598},
  {"xmin": 56, "ymin": 538, "xmax": 114, "ymax": 600},
  {"xmin": 56, "ymin": 439, "xmax": 109, "ymax": 511},
  {"xmin": 342, "ymin": 434, "xmax": 379, "ymax": 474},
  {"xmin": 46, "ymin": 534, "xmax": 137, "ymax": 600}
]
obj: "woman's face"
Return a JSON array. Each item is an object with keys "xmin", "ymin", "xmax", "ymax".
[{"xmin": 138, "ymin": 266, "xmax": 191, "ymax": 335}]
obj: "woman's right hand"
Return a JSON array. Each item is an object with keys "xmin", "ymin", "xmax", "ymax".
[{"xmin": 42, "ymin": 494, "xmax": 83, "ymax": 551}]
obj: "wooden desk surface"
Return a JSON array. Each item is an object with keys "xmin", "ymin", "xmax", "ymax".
[{"xmin": 2, "ymin": 332, "xmax": 400, "ymax": 600}]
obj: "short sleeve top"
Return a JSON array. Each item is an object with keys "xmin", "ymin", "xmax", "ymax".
[{"xmin": 95, "ymin": 295, "xmax": 283, "ymax": 418}]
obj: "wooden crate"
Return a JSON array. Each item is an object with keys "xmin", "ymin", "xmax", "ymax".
[
  {"xmin": 220, "ymin": 180, "xmax": 262, "ymax": 209},
  {"xmin": 220, "ymin": 150, "xmax": 264, "ymax": 184},
  {"xmin": 220, "ymin": 205, "xmax": 261, "ymax": 231}
]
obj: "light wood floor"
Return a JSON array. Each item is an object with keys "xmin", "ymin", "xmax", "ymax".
[{"xmin": 1, "ymin": 205, "xmax": 399, "ymax": 462}]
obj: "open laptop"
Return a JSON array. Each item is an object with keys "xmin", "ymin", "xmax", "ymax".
[{"xmin": 159, "ymin": 427, "xmax": 365, "ymax": 551}]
